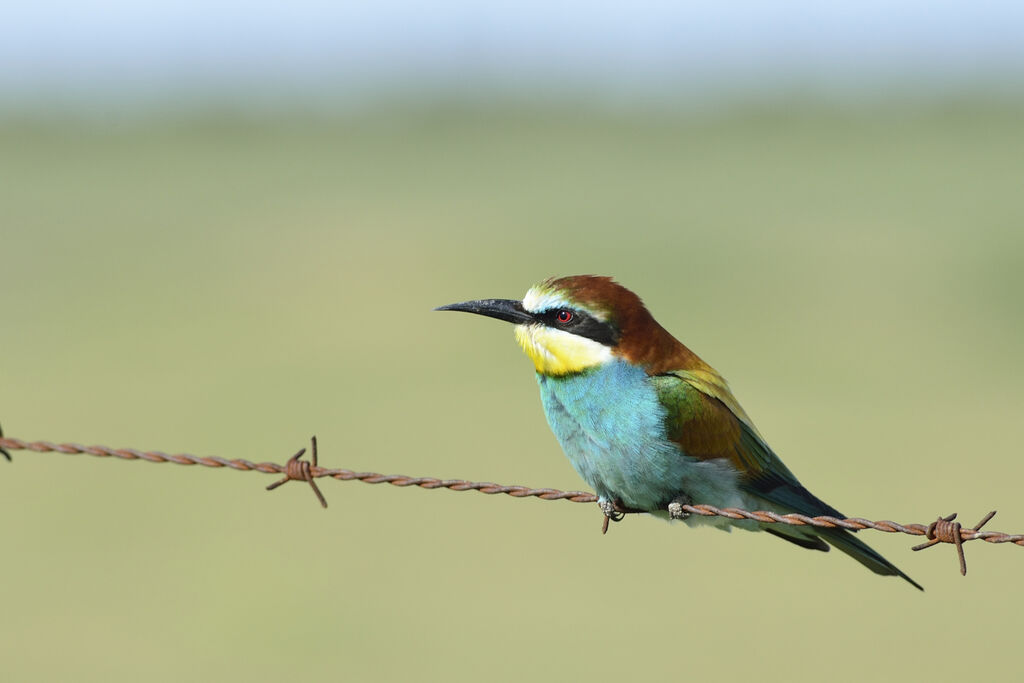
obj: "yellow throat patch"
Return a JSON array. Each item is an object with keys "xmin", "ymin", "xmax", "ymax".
[{"xmin": 514, "ymin": 324, "xmax": 613, "ymax": 376}]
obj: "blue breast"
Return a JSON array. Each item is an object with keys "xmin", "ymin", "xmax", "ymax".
[{"xmin": 536, "ymin": 360, "xmax": 688, "ymax": 510}]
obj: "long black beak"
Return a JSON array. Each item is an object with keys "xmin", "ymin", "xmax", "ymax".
[{"xmin": 434, "ymin": 298, "xmax": 536, "ymax": 325}]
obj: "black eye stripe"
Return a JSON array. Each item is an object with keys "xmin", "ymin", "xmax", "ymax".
[
  {"xmin": 538, "ymin": 309, "xmax": 620, "ymax": 346},
  {"xmin": 541, "ymin": 309, "xmax": 576, "ymax": 326},
  {"xmin": 539, "ymin": 309, "xmax": 579, "ymax": 326}
]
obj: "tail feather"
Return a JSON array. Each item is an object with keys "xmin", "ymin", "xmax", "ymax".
[
  {"xmin": 747, "ymin": 480, "xmax": 923, "ymax": 591},
  {"xmin": 815, "ymin": 527, "xmax": 923, "ymax": 591},
  {"xmin": 763, "ymin": 526, "xmax": 829, "ymax": 551}
]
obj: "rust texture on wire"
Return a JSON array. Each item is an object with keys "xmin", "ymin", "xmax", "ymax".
[{"xmin": 2, "ymin": 433, "xmax": 1021, "ymax": 576}]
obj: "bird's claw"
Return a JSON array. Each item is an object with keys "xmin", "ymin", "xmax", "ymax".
[
  {"xmin": 599, "ymin": 498, "xmax": 625, "ymax": 522},
  {"xmin": 668, "ymin": 495, "xmax": 692, "ymax": 520},
  {"xmin": 599, "ymin": 499, "xmax": 627, "ymax": 534}
]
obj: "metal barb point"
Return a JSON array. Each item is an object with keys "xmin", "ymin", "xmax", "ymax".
[
  {"xmin": 266, "ymin": 436, "xmax": 328, "ymax": 509},
  {"xmin": 0, "ymin": 423, "xmax": 11, "ymax": 462},
  {"xmin": 911, "ymin": 511, "xmax": 998, "ymax": 576}
]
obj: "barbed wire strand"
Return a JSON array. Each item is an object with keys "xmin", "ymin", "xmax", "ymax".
[{"xmin": 1, "ymin": 434, "xmax": 1021, "ymax": 576}]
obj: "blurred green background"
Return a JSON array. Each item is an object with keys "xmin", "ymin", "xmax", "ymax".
[
  {"xmin": 2, "ymin": 101, "xmax": 1021, "ymax": 683},
  {"xmin": 3, "ymin": 3, "xmax": 1024, "ymax": 682}
]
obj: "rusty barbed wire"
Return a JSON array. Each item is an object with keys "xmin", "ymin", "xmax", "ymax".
[
  {"xmin": 265, "ymin": 436, "xmax": 328, "ymax": 508},
  {"xmin": 0, "ymin": 435, "xmax": 600, "ymax": 502},
  {"xmin": 1, "ymin": 433, "xmax": 1021, "ymax": 576}
]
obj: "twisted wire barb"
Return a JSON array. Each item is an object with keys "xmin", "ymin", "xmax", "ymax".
[{"xmin": 2, "ymin": 434, "xmax": 1021, "ymax": 575}]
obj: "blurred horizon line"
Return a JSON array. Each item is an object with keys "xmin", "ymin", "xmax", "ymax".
[{"xmin": 4, "ymin": 77, "xmax": 1024, "ymax": 121}]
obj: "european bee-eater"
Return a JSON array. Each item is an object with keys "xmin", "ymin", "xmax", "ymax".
[{"xmin": 438, "ymin": 275, "xmax": 921, "ymax": 590}]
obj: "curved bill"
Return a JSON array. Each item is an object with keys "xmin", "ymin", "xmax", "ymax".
[{"xmin": 434, "ymin": 298, "xmax": 536, "ymax": 325}]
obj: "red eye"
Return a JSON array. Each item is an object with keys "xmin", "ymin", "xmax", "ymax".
[{"xmin": 556, "ymin": 310, "xmax": 573, "ymax": 324}]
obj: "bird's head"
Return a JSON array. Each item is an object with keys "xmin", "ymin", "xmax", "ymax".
[{"xmin": 437, "ymin": 275, "xmax": 704, "ymax": 376}]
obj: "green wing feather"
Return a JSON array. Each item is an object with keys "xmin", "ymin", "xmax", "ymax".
[
  {"xmin": 652, "ymin": 371, "xmax": 923, "ymax": 591},
  {"xmin": 652, "ymin": 370, "xmax": 802, "ymax": 486}
]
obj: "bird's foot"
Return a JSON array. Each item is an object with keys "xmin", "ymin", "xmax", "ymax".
[
  {"xmin": 598, "ymin": 499, "xmax": 646, "ymax": 534},
  {"xmin": 668, "ymin": 495, "xmax": 693, "ymax": 521},
  {"xmin": 599, "ymin": 498, "xmax": 625, "ymax": 522},
  {"xmin": 599, "ymin": 498, "xmax": 627, "ymax": 534}
]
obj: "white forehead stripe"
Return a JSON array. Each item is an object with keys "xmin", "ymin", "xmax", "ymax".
[{"xmin": 523, "ymin": 288, "xmax": 571, "ymax": 314}]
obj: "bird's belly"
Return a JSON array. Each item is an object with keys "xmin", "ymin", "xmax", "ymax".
[{"xmin": 536, "ymin": 363, "xmax": 743, "ymax": 513}]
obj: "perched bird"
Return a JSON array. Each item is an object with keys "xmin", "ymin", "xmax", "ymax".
[{"xmin": 438, "ymin": 275, "xmax": 921, "ymax": 590}]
